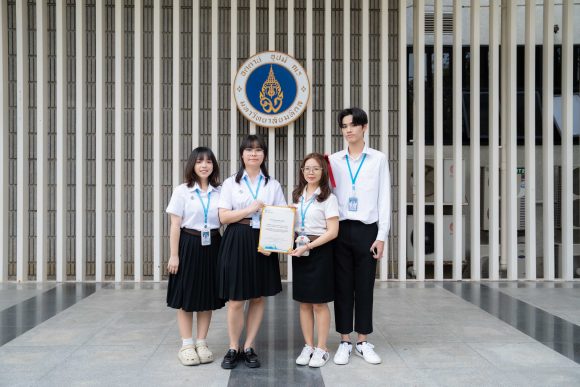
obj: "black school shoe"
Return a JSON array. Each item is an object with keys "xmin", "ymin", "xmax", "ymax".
[
  {"xmin": 221, "ymin": 349, "xmax": 239, "ymax": 369},
  {"xmin": 244, "ymin": 347, "xmax": 261, "ymax": 368}
]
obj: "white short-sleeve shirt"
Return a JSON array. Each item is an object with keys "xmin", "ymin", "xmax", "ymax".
[
  {"xmin": 166, "ymin": 183, "xmax": 221, "ymax": 230},
  {"xmin": 218, "ymin": 170, "xmax": 287, "ymax": 213},
  {"xmin": 293, "ymin": 188, "xmax": 339, "ymax": 236}
]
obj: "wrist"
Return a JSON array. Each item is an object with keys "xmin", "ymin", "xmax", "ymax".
[{"xmin": 306, "ymin": 243, "xmax": 312, "ymax": 250}]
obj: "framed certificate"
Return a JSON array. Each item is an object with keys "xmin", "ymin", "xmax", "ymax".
[{"xmin": 258, "ymin": 205, "xmax": 297, "ymax": 253}]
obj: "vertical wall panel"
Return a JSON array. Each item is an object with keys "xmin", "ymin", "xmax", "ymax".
[
  {"xmin": 433, "ymin": 0, "xmax": 443, "ymax": 281},
  {"xmin": 505, "ymin": 1, "xmax": 517, "ymax": 280},
  {"xmin": 452, "ymin": 0, "xmax": 462, "ymax": 280},
  {"xmin": 412, "ymin": 0, "xmax": 425, "ymax": 281},
  {"xmin": 469, "ymin": 0, "xmax": 480, "ymax": 280},
  {"xmin": 379, "ymin": 0, "xmax": 388, "ymax": 280},
  {"xmin": 37, "ymin": 0, "xmax": 49, "ymax": 281},
  {"xmin": 397, "ymin": 0, "xmax": 406, "ymax": 280},
  {"xmin": 488, "ymin": 0, "xmax": 500, "ymax": 280},
  {"xmin": 114, "ymin": 0, "xmax": 125, "ymax": 282},
  {"xmin": 152, "ymin": 0, "xmax": 161, "ymax": 281},
  {"xmin": 230, "ymin": 0, "xmax": 238, "ymax": 175},
  {"xmin": 0, "ymin": 1, "xmax": 9, "ymax": 281},
  {"xmin": 134, "ymin": 0, "xmax": 143, "ymax": 281},
  {"xmin": 191, "ymin": 0, "xmax": 199, "ymax": 147},
  {"xmin": 55, "ymin": 0, "xmax": 67, "ymax": 282},
  {"xmin": 16, "ymin": 0, "xmax": 29, "ymax": 282},
  {"xmin": 95, "ymin": 0, "xmax": 105, "ymax": 281},
  {"xmin": 560, "ymin": 0, "xmax": 574, "ymax": 280},
  {"xmin": 172, "ymin": 0, "xmax": 180, "ymax": 188},
  {"xmin": 75, "ymin": 0, "xmax": 86, "ymax": 281},
  {"xmin": 542, "ymin": 0, "xmax": 554, "ymax": 280},
  {"xmin": 524, "ymin": 0, "xmax": 536, "ymax": 280}
]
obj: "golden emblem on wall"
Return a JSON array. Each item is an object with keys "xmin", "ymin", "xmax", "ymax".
[{"xmin": 259, "ymin": 65, "xmax": 284, "ymax": 113}]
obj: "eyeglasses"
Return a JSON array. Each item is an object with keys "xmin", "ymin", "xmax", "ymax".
[
  {"xmin": 243, "ymin": 148, "xmax": 264, "ymax": 154},
  {"xmin": 301, "ymin": 167, "xmax": 323, "ymax": 173},
  {"xmin": 339, "ymin": 122, "xmax": 361, "ymax": 130}
]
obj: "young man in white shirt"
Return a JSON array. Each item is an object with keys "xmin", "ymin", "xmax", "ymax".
[{"xmin": 328, "ymin": 107, "xmax": 391, "ymax": 365}]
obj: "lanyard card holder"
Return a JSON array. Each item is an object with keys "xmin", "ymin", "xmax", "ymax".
[
  {"xmin": 201, "ymin": 226, "xmax": 211, "ymax": 246},
  {"xmin": 251, "ymin": 212, "xmax": 261, "ymax": 229},
  {"xmin": 348, "ymin": 193, "xmax": 358, "ymax": 212}
]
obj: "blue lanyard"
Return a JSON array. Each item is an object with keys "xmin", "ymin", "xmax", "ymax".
[
  {"xmin": 243, "ymin": 175, "xmax": 263, "ymax": 200},
  {"xmin": 346, "ymin": 153, "xmax": 367, "ymax": 191},
  {"xmin": 195, "ymin": 189, "xmax": 211, "ymax": 227},
  {"xmin": 300, "ymin": 194, "xmax": 317, "ymax": 230}
]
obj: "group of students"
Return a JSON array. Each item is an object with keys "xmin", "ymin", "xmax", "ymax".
[{"xmin": 165, "ymin": 107, "xmax": 391, "ymax": 369}]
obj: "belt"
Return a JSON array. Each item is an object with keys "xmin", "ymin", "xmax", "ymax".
[
  {"xmin": 236, "ymin": 218, "xmax": 252, "ymax": 226},
  {"xmin": 295, "ymin": 234, "xmax": 320, "ymax": 242},
  {"xmin": 181, "ymin": 228, "xmax": 220, "ymax": 237}
]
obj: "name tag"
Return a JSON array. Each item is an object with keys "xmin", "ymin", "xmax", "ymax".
[
  {"xmin": 348, "ymin": 196, "xmax": 358, "ymax": 212},
  {"xmin": 201, "ymin": 227, "xmax": 211, "ymax": 246},
  {"xmin": 251, "ymin": 212, "xmax": 261, "ymax": 229}
]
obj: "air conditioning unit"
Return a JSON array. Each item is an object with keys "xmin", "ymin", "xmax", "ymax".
[
  {"xmin": 481, "ymin": 167, "xmax": 526, "ymax": 231},
  {"xmin": 407, "ymin": 159, "xmax": 466, "ymax": 204},
  {"xmin": 406, "ymin": 214, "xmax": 466, "ymax": 262}
]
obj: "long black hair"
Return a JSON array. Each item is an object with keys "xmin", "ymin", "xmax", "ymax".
[
  {"xmin": 184, "ymin": 147, "xmax": 220, "ymax": 188},
  {"xmin": 235, "ymin": 134, "xmax": 270, "ymax": 185}
]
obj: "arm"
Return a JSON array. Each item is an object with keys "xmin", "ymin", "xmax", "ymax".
[
  {"xmin": 370, "ymin": 156, "xmax": 391, "ymax": 260},
  {"xmin": 219, "ymin": 201, "xmax": 264, "ymax": 225},
  {"xmin": 167, "ymin": 214, "xmax": 182, "ymax": 274},
  {"xmin": 291, "ymin": 217, "xmax": 339, "ymax": 257}
]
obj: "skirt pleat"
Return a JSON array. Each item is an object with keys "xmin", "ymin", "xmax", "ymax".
[
  {"xmin": 217, "ymin": 223, "xmax": 282, "ymax": 301},
  {"xmin": 292, "ymin": 241, "xmax": 334, "ymax": 303},
  {"xmin": 166, "ymin": 231, "xmax": 225, "ymax": 312}
]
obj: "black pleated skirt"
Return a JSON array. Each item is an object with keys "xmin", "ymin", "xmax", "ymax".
[
  {"xmin": 217, "ymin": 223, "xmax": 282, "ymax": 301},
  {"xmin": 292, "ymin": 241, "xmax": 334, "ymax": 303},
  {"xmin": 166, "ymin": 230, "xmax": 225, "ymax": 312}
]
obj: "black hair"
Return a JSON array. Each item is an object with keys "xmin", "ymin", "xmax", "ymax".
[
  {"xmin": 184, "ymin": 147, "xmax": 220, "ymax": 188},
  {"xmin": 234, "ymin": 134, "xmax": 271, "ymax": 184},
  {"xmin": 337, "ymin": 107, "xmax": 369, "ymax": 127}
]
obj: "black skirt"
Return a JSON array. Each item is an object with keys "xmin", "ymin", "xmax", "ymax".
[
  {"xmin": 167, "ymin": 230, "xmax": 225, "ymax": 312},
  {"xmin": 292, "ymin": 240, "xmax": 334, "ymax": 303},
  {"xmin": 217, "ymin": 223, "xmax": 282, "ymax": 301}
]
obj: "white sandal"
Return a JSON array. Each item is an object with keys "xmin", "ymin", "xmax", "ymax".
[
  {"xmin": 195, "ymin": 342, "xmax": 214, "ymax": 364},
  {"xmin": 178, "ymin": 344, "xmax": 200, "ymax": 366}
]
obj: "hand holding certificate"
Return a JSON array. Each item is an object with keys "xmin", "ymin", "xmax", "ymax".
[{"xmin": 258, "ymin": 206, "xmax": 297, "ymax": 254}]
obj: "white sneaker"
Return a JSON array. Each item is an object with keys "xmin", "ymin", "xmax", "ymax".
[
  {"xmin": 333, "ymin": 342, "xmax": 352, "ymax": 365},
  {"xmin": 296, "ymin": 344, "xmax": 315, "ymax": 366},
  {"xmin": 308, "ymin": 347, "xmax": 330, "ymax": 368},
  {"xmin": 354, "ymin": 341, "xmax": 382, "ymax": 364}
]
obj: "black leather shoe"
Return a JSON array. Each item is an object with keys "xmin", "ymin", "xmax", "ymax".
[
  {"xmin": 221, "ymin": 349, "xmax": 239, "ymax": 369},
  {"xmin": 244, "ymin": 347, "xmax": 261, "ymax": 368}
]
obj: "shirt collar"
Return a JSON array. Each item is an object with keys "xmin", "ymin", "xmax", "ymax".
[
  {"xmin": 301, "ymin": 187, "xmax": 321, "ymax": 199},
  {"xmin": 189, "ymin": 182, "xmax": 216, "ymax": 193},
  {"xmin": 242, "ymin": 169, "xmax": 265, "ymax": 182},
  {"xmin": 342, "ymin": 144, "xmax": 369, "ymax": 160}
]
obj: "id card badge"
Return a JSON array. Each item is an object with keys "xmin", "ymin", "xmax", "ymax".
[
  {"xmin": 251, "ymin": 212, "xmax": 261, "ymax": 229},
  {"xmin": 348, "ymin": 194, "xmax": 359, "ymax": 212},
  {"xmin": 294, "ymin": 235, "xmax": 311, "ymax": 257},
  {"xmin": 201, "ymin": 227, "xmax": 211, "ymax": 246}
]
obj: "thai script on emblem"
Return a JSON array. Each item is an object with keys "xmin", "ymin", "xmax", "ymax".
[{"xmin": 234, "ymin": 51, "xmax": 310, "ymax": 128}]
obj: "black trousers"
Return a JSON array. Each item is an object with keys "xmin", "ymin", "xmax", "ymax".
[{"xmin": 334, "ymin": 220, "xmax": 378, "ymax": 335}]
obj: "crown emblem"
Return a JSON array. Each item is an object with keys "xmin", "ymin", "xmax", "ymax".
[{"xmin": 259, "ymin": 65, "xmax": 284, "ymax": 113}]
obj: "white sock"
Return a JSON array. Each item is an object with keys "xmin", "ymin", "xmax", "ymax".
[
  {"xmin": 196, "ymin": 339, "xmax": 207, "ymax": 346},
  {"xmin": 182, "ymin": 338, "xmax": 194, "ymax": 347}
]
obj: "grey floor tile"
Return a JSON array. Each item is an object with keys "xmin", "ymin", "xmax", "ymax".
[
  {"xmin": 393, "ymin": 342, "xmax": 494, "ymax": 369},
  {"xmin": 468, "ymin": 342, "xmax": 580, "ymax": 369}
]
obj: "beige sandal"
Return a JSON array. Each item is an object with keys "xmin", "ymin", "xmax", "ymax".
[
  {"xmin": 178, "ymin": 345, "xmax": 200, "ymax": 366},
  {"xmin": 195, "ymin": 342, "xmax": 214, "ymax": 364}
]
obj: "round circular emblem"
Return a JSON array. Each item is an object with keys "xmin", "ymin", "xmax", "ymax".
[{"xmin": 234, "ymin": 51, "xmax": 310, "ymax": 128}]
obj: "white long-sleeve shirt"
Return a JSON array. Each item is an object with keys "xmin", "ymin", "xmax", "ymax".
[{"xmin": 329, "ymin": 145, "xmax": 391, "ymax": 241}]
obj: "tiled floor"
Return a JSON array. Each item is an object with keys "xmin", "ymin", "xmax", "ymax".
[{"xmin": 1, "ymin": 281, "xmax": 579, "ymax": 386}]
